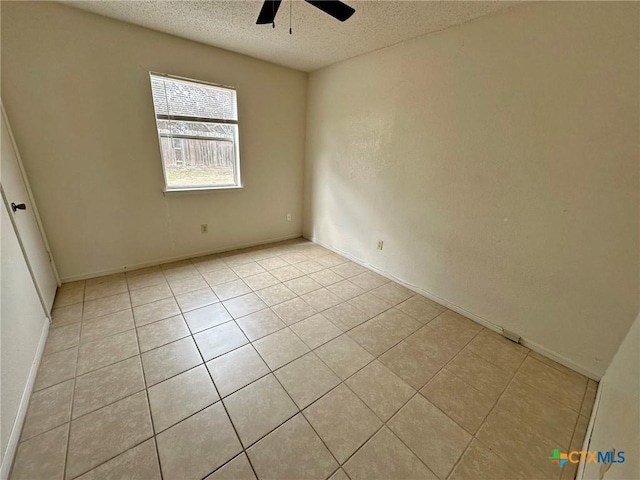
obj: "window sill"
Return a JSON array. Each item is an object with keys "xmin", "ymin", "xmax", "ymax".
[{"xmin": 163, "ymin": 185, "xmax": 244, "ymax": 194}]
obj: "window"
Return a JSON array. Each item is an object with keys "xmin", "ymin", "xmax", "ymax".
[{"xmin": 149, "ymin": 72, "xmax": 241, "ymax": 191}]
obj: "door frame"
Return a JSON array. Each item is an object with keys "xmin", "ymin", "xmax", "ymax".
[
  {"xmin": 1, "ymin": 102, "xmax": 60, "ymax": 293},
  {"xmin": 0, "ymin": 196, "xmax": 50, "ymax": 480}
]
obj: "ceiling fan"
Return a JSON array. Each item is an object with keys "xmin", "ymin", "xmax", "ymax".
[{"xmin": 256, "ymin": 0, "xmax": 355, "ymax": 26}]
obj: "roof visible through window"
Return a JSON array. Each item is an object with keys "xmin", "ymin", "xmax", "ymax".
[{"xmin": 150, "ymin": 73, "xmax": 241, "ymax": 191}]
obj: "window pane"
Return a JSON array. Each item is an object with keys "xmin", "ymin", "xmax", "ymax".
[
  {"xmin": 150, "ymin": 73, "xmax": 241, "ymax": 190},
  {"xmin": 150, "ymin": 75, "xmax": 237, "ymax": 121},
  {"xmin": 160, "ymin": 128, "xmax": 237, "ymax": 188},
  {"xmin": 156, "ymin": 120, "xmax": 234, "ymax": 140}
]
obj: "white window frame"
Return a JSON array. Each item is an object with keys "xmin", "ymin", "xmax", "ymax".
[{"xmin": 149, "ymin": 72, "xmax": 242, "ymax": 192}]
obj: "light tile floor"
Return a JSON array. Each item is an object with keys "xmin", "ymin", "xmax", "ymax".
[{"xmin": 11, "ymin": 238, "xmax": 598, "ymax": 480}]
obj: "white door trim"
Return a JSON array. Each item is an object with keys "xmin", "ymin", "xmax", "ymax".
[
  {"xmin": 1, "ymin": 102, "xmax": 60, "ymax": 289},
  {"xmin": 1, "ymin": 187, "xmax": 53, "ymax": 322},
  {"xmin": 575, "ymin": 378, "xmax": 604, "ymax": 480}
]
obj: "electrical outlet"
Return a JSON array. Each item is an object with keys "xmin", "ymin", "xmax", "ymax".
[
  {"xmin": 201, "ymin": 224, "xmax": 208, "ymax": 234},
  {"xmin": 286, "ymin": 213, "xmax": 292, "ymax": 222},
  {"xmin": 377, "ymin": 240, "xmax": 384, "ymax": 250}
]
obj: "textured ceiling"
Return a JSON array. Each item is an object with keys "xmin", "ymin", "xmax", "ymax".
[{"xmin": 63, "ymin": 1, "xmax": 518, "ymax": 72}]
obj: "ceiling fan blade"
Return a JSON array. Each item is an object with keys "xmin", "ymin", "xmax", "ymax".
[
  {"xmin": 304, "ymin": 0, "xmax": 355, "ymax": 22},
  {"xmin": 257, "ymin": 0, "xmax": 283, "ymax": 24}
]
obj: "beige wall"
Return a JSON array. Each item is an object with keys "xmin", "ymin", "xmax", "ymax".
[
  {"xmin": 584, "ymin": 315, "xmax": 639, "ymax": 480},
  {"xmin": 1, "ymin": 1, "xmax": 307, "ymax": 281},
  {"xmin": 304, "ymin": 2, "xmax": 639, "ymax": 376},
  {"xmin": 2, "ymin": 1, "xmax": 638, "ymax": 377}
]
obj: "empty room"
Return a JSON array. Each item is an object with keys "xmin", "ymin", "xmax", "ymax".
[{"xmin": 1, "ymin": 1, "xmax": 638, "ymax": 479}]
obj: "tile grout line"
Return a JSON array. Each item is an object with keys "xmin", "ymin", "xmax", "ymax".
[
  {"xmin": 217, "ymin": 289, "xmax": 470, "ymax": 477},
  {"xmin": 44, "ymin": 265, "xmax": 368, "ymax": 411},
  {"xmin": 31, "ymin": 308, "xmax": 456, "ymax": 479},
  {"xmin": 442, "ymin": 339, "xmax": 524, "ymax": 479},
  {"xmin": 39, "ymin": 241, "xmax": 587, "ymax": 480},
  {"xmin": 55, "ymin": 275, "xmax": 162, "ymax": 480},
  {"xmin": 17, "ymin": 281, "xmax": 84, "ymax": 479},
  {"xmin": 334, "ymin": 323, "xmax": 486, "ymax": 479},
  {"xmin": 520, "ymin": 351, "xmax": 590, "ymax": 440},
  {"xmin": 59, "ymin": 274, "xmax": 164, "ymax": 479},
  {"xmin": 196, "ymin": 250, "xmax": 352, "ymax": 478},
  {"xmin": 457, "ymin": 348, "xmax": 535, "ymax": 479},
  {"xmin": 249, "ymin": 347, "xmax": 345, "ymax": 473},
  {"xmin": 189, "ymin": 286, "xmax": 268, "ymax": 480},
  {"xmin": 42, "ymin": 258, "xmax": 438, "ymax": 478},
  {"xmin": 190, "ymin": 312, "xmax": 263, "ymax": 480},
  {"xmin": 122, "ymin": 248, "xmax": 356, "ymax": 474},
  {"xmin": 127, "ymin": 276, "xmax": 166, "ymax": 480},
  {"xmin": 22, "ymin": 279, "xmax": 354, "ymax": 459},
  {"xmin": 61, "ymin": 283, "xmax": 85, "ymax": 480},
  {"xmin": 68, "ymin": 437, "xmax": 158, "ymax": 480}
]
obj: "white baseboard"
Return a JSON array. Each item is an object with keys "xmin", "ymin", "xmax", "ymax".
[
  {"xmin": 307, "ymin": 235, "xmax": 602, "ymax": 381},
  {"xmin": 0, "ymin": 318, "xmax": 49, "ymax": 480},
  {"xmin": 518, "ymin": 337, "xmax": 601, "ymax": 381},
  {"xmin": 60, "ymin": 233, "xmax": 303, "ymax": 283}
]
